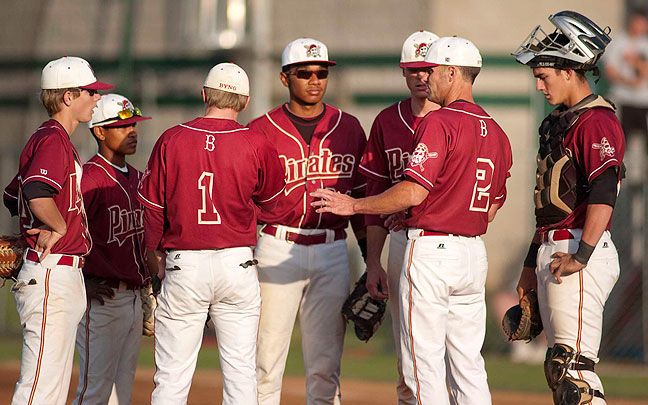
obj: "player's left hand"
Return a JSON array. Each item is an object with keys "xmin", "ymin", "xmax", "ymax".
[
  {"xmin": 84, "ymin": 277, "xmax": 115, "ymax": 305},
  {"xmin": 549, "ymin": 252, "xmax": 586, "ymax": 284},
  {"xmin": 26, "ymin": 226, "xmax": 65, "ymax": 261},
  {"xmin": 310, "ymin": 189, "xmax": 357, "ymax": 216},
  {"xmin": 383, "ymin": 211, "xmax": 406, "ymax": 232}
]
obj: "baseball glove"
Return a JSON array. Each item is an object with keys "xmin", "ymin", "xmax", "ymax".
[
  {"xmin": 141, "ymin": 282, "xmax": 157, "ymax": 337},
  {"xmin": 502, "ymin": 289, "xmax": 543, "ymax": 342},
  {"xmin": 0, "ymin": 235, "xmax": 28, "ymax": 280},
  {"xmin": 342, "ymin": 271, "xmax": 387, "ymax": 342}
]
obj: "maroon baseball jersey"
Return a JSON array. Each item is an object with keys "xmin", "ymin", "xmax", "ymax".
[
  {"xmin": 137, "ymin": 118, "xmax": 286, "ymax": 250},
  {"xmin": 82, "ymin": 154, "xmax": 148, "ymax": 286},
  {"xmin": 538, "ymin": 107, "xmax": 625, "ymax": 232},
  {"xmin": 360, "ymin": 99, "xmax": 425, "ymax": 227},
  {"xmin": 248, "ymin": 104, "xmax": 367, "ymax": 230},
  {"xmin": 5, "ymin": 120, "xmax": 91, "ymax": 255},
  {"xmin": 403, "ymin": 101, "xmax": 512, "ymax": 236}
]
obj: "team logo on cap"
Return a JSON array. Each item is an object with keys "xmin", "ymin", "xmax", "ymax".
[
  {"xmin": 414, "ymin": 43, "xmax": 429, "ymax": 58},
  {"xmin": 119, "ymin": 99, "xmax": 133, "ymax": 111},
  {"xmin": 410, "ymin": 143, "xmax": 438, "ymax": 171},
  {"xmin": 592, "ymin": 137, "xmax": 615, "ymax": 161},
  {"xmin": 305, "ymin": 44, "xmax": 321, "ymax": 58}
]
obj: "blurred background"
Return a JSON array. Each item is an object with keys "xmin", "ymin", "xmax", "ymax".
[{"xmin": 0, "ymin": 0, "xmax": 646, "ymax": 380}]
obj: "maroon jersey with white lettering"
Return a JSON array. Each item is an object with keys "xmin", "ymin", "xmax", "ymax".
[
  {"xmin": 360, "ymin": 99, "xmax": 425, "ymax": 227},
  {"xmin": 248, "ymin": 104, "xmax": 367, "ymax": 230},
  {"xmin": 5, "ymin": 120, "xmax": 91, "ymax": 255},
  {"xmin": 403, "ymin": 101, "xmax": 512, "ymax": 236},
  {"xmin": 82, "ymin": 154, "xmax": 148, "ymax": 286},
  {"xmin": 538, "ymin": 107, "xmax": 625, "ymax": 232},
  {"xmin": 137, "ymin": 118, "xmax": 286, "ymax": 250}
]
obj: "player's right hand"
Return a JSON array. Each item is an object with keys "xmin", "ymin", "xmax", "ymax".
[
  {"xmin": 84, "ymin": 277, "xmax": 115, "ymax": 305},
  {"xmin": 516, "ymin": 266, "xmax": 537, "ymax": 300},
  {"xmin": 366, "ymin": 263, "xmax": 389, "ymax": 300},
  {"xmin": 26, "ymin": 226, "xmax": 65, "ymax": 261},
  {"xmin": 383, "ymin": 211, "xmax": 406, "ymax": 232}
]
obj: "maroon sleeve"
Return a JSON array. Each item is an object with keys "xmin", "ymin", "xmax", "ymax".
[
  {"xmin": 359, "ymin": 116, "xmax": 391, "ymax": 182},
  {"xmin": 22, "ymin": 135, "xmax": 69, "ymax": 192},
  {"xmin": 252, "ymin": 136, "xmax": 286, "ymax": 211},
  {"xmin": 574, "ymin": 113, "xmax": 625, "ymax": 183},
  {"xmin": 404, "ymin": 118, "xmax": 449, "ymax": 191},
  {"xmin": 143, "ymin": 207, "xmax": 165, "ymax": 250},
  {"xmin": 365, "ymin": 178, "xmax": 390, "ymax": 227},
  {"xmin": 137, "ymin": 135, "xmax": 166, "ymax": 212},
  {"xmin": 81, "ymin": 168, "xmax": 101, "ymax": 223},
  {"xmin": 351, "ymin": 120, "xmax": 368, "ymax": 198},
  {"xmin": 3, "ymin": 174, "xmax": 19, "ymax": 216}
]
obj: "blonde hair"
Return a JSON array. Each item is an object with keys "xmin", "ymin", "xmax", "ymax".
[
  {"xmin": 39, "ymin": 88, "xmax": 80, "ymax": 116},
  {"xmin": 203, "ymin": 87, "xmax": 248, "ymax": 112}
]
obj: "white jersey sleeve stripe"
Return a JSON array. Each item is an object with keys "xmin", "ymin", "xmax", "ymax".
[
  {"xmin": 137, "ymin": 191, "xmax": 164, "ymax": 210},
  {"xmin": 22, "ymin": 175, "xmax": 63, "ymax": 190},
  {"xmin": 404, "ymin": 169, "xmax": 434, "ymax": 189}
]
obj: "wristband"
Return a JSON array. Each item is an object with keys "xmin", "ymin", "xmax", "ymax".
[
  {"xmin": 573, "ymin": 240, "xmax": 595, "ymax": 265},
  {"xmin": 357, "ymin": 237, "xmax": 368, "ymax": 263},
  {"xmin": 523, "ymin": 242, "xmax": 540, "ymax": 268}
]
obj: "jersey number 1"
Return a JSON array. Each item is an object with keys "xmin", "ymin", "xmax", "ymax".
[
  {"xmin": 469, "ymin": 158, "xmax": 494, "ymax": 212},
  {"xmin": 198, "ymin": 172, "xmax": 222, "ymax": 224}
]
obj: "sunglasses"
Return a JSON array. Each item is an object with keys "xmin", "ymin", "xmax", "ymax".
[
  {"xmin": 94, "ymin": 106, "xmax": 143, "ymax": 125},
  {"xmin": 290, "ymin": 69, "xmax": 329, "ymax": 80},
  {"xmin": 72, "ymin": 88, "xmax": 99, "ymax": 96}
]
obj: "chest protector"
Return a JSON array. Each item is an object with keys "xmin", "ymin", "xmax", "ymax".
[{"xmin": 534, "ymin": 95, "xmax": 615, "ymax": 227}]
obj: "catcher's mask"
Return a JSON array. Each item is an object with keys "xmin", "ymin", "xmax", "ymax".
[{"xmin": 512, "ymin": 11, "xmax": 611, "ymax": 72}]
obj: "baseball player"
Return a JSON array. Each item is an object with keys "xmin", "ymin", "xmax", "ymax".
[
  {"xmin": 513, "ymin": 11, "xmax": 625, "ymax": 404},
  {"xmin": 137, "ymin": 62, "xmax": 286, "ymax": 405},
  {"xmin": 248, "ymin": 38, "xmax": 367, "ymax": 404},
  {"xmin": 2, "ymin": 56, "xmax": 111, "ymax": 404},
  {"xmin": 312, "ymin": 37, "xmax": 512, "ymax": 404},
  {"xmin": 72, "ymin": 94, "xmax": 151, "ymax": 405},
  {"xmin": 359, "ymin": 29, "xmax": 440, "ymax": 405}
]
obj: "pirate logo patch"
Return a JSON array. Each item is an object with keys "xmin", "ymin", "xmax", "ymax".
[
  {"xmin": 305, "ymin": 44, "xmax": 321, "ymax": 58},
  {"xmin": 410, "ymin": 143, "xmax": 438, "ymax": 171},
  {"xmin": 119, "ymin": 99, "xmax": 133, "ymax": 111},
  {"xmin": 592, "ymin": 137, "xmax": 615, "ymax": 161},
  {"xmin": 414, "ymin": 42, "xmax": 429, "ymax": 58}
]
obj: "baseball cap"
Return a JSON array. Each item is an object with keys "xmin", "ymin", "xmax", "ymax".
[
  {"xmin": 204, "ymin": 62, "xmax": 250, "ymax": 96},
  {"xmin": 282, "ymin": 38, "xmax": 336, "ymax": 68},
  {"xmin": 423, "ymin": 37, "xmax": 482, "ymax": 68},
  {"xmin": 400, "ymin": 30, "xmax": 440, "ymax": 68},
  {"xmin": 88, "ymin": 94, "xmax": 151, "ymax": 128},
  {"xmin": 41, "ymin": 56, "xmax": 113, "ymax": 90}
]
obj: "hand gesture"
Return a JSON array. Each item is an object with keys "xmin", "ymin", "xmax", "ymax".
[
  {"xmin": 310, "ymin": 189, "xmax": 356, "ymax": 216},
  {"xmin": 516, "ymin": 266, "xmax": 537, "ymax": 300},
  {"xmin": 549, "ymin": 252, "xmax": 585, "ymax": 283},
  {"xmin": 366, "ymin": 263, "xmax": 389, "ymax": 300},
  {"xmin": 26, "ymin": 226, "xmax": 65, "ymax": 261}
]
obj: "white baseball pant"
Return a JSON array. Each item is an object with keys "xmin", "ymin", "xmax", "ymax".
[
  {"xmin": 73, "ymin": 286, "xmax": 143, "ymax": 405},
  {"xmin": 11, "ymin": 251, "xmax": 87, "ymax": 405},
  {"xmin": 400, "ymin": 229, "xmax": 491, "ymax": 405},
  {"xmin": 255, "ymin": 225, "xmax": 349, "ymax": 405},
  {"xmin": 151, "ymin": 247, "xmax": 260, "ymax": 405},
  {"xmin": 386, "ymin": 229, "xmax": 416, "ymax": 405},
  {"xmin": 536, "ymin": 229, "xmax": 619, "ymax": 405}
]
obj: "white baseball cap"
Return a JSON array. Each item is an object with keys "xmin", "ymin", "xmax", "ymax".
[
  {"xmin": 282, "ymin": 38, "xmax": 336, "ymax": 68},
  {"xmin": 41, "ymin": 56, "xmax": 113, "ymax": 90},
  {"xmin": 88, "ymin": 94, "xmax": 151, "ymax": 128},
  {"xmin": 204, "ymin": 62, "xmax": 250, "ymax": 96},
  {"xmin": 423, "ymin": 36, "xmax": 482, "ymax": 68},
  {"xmin": 400, "ymin": 30, "xmax": 440, "ymax": 68}
]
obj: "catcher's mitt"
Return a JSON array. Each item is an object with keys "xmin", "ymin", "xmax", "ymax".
[
  {"xmin": 502, "ymin": 289, "xmax": 543, "ymax": 342},
  {"xmin": 141, "ymin": 282, "xmax": 157, "ymax": 337},
  {"xmin": 0, "ymin": 235, "xmax": 28, "ymax": 279},
  {"xmin": 342, "ymin": 271, "xmax": 386, "ymax": 342}
]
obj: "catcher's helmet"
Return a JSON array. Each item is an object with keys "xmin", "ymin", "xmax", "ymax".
[{"xmin": 513, "ymin": 11, "xmax": 611, "ymax": 70}]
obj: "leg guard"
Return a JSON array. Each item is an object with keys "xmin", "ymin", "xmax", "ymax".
[{"xmin": 544, "ymin": 344, "xmax": 605, "ymax": 404}]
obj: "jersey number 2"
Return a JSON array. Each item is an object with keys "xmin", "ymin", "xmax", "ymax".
[
  {"xmin": 469, "ymin": 158, "xmax": 494, "ymax": 212},
  {"xmin": 198, "ymin": 172, "xmax": 221, "ymax": 224}
]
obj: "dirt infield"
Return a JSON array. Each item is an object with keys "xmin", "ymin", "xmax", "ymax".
[{"xmin": 0, "ymin": 361, "xmax": 644, "ymax": 404}]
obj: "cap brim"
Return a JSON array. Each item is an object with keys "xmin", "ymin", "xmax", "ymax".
[
  {"xmin": 80, "ymin": 81, "xmax": 114, "ymax": 90},
  {"xmin": 399, "ymin": 61, "xmax": 436, "ymax": 68},
  {"xmin": 103, "ymin": 116, "xmax": 151, "ymax": 128},
  {"xmin": 283, "ymin": 60, "xmax": 337, "ymax": 68}
]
